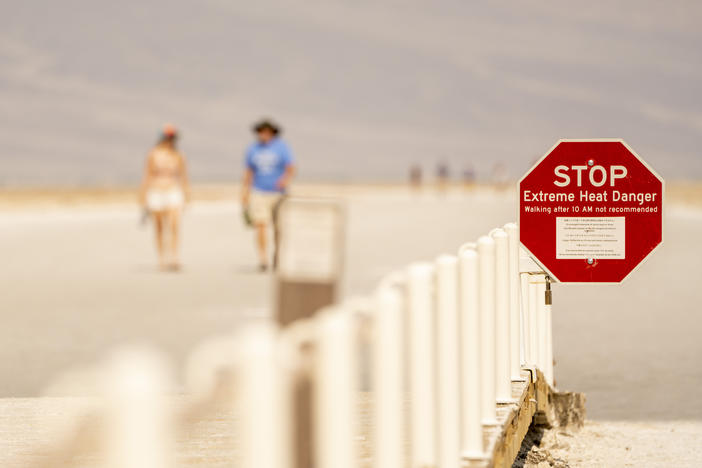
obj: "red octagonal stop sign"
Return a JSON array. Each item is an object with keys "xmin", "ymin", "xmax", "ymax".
[{"xmin": 519, "ymin": 139, "xmax": 663, "ymax": 283}]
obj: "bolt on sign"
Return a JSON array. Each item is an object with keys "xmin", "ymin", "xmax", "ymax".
[{"xmin": 519, "ymin": 139, "xmax": 663, "ymax": 283}]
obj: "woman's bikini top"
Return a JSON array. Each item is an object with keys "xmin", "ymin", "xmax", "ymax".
[{"xmin": 151, "ymin": 148, "xmax": 182, "ymax": 178}]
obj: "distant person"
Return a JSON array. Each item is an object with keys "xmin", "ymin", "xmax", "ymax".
[
  {"xmin": 409, "ymin": 164, "xmax": 423, "ymax": 190},
  {"xmin": 492, "ymin": 162, "xmax": 509, "ymax": 191},
  {"xmin": 139, "ymin": 124, "xmax": 191, "ymax": 270},
  {"xmin": 462, "ymin": 164, "xmax": 476, "ymax": 188},
  {"xmin": 241, "ymin": 119, "xmax": 295, "ymax": 272},
  {"xmin": 436, "ymin": 161, "xmax": 450, "ymax": 191}
]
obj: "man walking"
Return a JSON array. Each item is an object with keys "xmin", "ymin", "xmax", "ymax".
[{"xmin": 241, "ymin": 119, "xmax": 295, "ymax": 271}]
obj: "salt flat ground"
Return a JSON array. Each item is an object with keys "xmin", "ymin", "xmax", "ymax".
[
  {"xmin": 518, "ymin": 420, "xmax": 702, "ymax": 468},
  {"xmin": 0, "ymin": 397, "xmax": 699, "ymax": 468},
  {"xmin": 0, "ymin": 187, "xmax": 700, "ymax": 424}
]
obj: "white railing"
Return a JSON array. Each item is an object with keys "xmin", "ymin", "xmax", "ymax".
[{"xmin": 26, "ymin": 222, "xmax": 554, "ymax": 468}]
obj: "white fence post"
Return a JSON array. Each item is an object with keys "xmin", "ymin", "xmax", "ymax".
[
  {"xmin": 491, "ymin": 229, "xmax": 512, "ymax": 403},
  {"xmin": 101, "ymin": 347, "xmax": 173, "ymax": 468},
  {"xmin": 528, "ymin": 275, "xmax": 539, "ymax": 367},
  {"xmin": 458, "ymin": 245, "xmax": 483, "ymax": 458},
  {"xmin": 536, "ymin": 276, "xmax": 548, "ymax": 376},
  {"xmin": 477, "ymin": 236, "xmax": 497, "ymax": 424},
  {"xmin": 238, "ymin": 323, "xmax": 291, "ymax": 468},
  {"xmin": 373, "ymin": 284, "xmax": 405, "ymax": 468},
  {"xmin": 184, "ymin": 335, "xmax": 239, "ymax": 401},
  {"xmin": 436, "ymin": 255, "xmax": 461, "ymax": 468},
  {"xmin": 545, "ymin": 290, "xmax": 555, "ymax": 387},
  {"xmin": 407, "ymin": 262, "xmax": 437, "ymax": 467},
  {"xmin": 519, "ymin": 273, "xmax": 531, "ymax": 365},
  {"xmin": 504, "ymin": 223, "xmax": 522, "ymax": 380},
  {"xmin": 315, "ymin": 308, "xmax": 357, "ymax": 468}
]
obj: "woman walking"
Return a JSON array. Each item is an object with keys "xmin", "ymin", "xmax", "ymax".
[{"xmin": 139, "ymin": 124, "xmax": 191, "ymax": 270}]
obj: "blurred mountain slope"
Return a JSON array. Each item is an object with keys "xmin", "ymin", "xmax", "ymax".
[{"xmin": 0, "ymin": 0, "xmax": 700, "ymax": 185}]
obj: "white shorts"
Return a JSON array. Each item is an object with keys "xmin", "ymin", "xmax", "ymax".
[
  {"xmin": 249, "ymin": 191, "xmax": 282, "ymax": 225},
  {"xmin": 146, "ymin": 188, "xmax": 184, "ymax": 212}
]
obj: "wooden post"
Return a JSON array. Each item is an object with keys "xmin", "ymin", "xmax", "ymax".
[
  {"xmin": 276, "ymin": 198, "xmax": 345, "ymax": 325},
  {"xmin": 276, "ymin": 281, "xmax": 337, "ymax": 327}
]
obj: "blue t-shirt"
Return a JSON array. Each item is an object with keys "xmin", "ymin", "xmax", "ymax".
[{"xmin": 245, "ymin": 138, "xmax": 294, "ymax": 193}]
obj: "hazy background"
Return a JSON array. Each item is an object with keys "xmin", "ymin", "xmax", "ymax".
[{"xmin": 1, "ymin": 0, "xmax": 701, "ymax": 186}]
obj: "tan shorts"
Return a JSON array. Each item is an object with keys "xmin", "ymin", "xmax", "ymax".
[{"xmin": 249, "ymin": 191, "xmax": 282, "ymax": 225}]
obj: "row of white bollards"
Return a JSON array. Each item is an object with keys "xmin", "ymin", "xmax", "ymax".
[
  {"xmin": 370, "ymin": 222, "xmax": 554, "ymax": 468},
  {"xmin": 49, "ymin": 222, "xmax": 554, "ymax": 468}
]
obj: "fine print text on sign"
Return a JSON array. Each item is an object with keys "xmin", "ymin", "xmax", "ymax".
[
  {"xmin": 519, "ymin": 139, "xmax": 663, "ymax": 283},
  {"xmin": 556, "ymin": 217, "xmax": 625, "ymax": 260}
]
